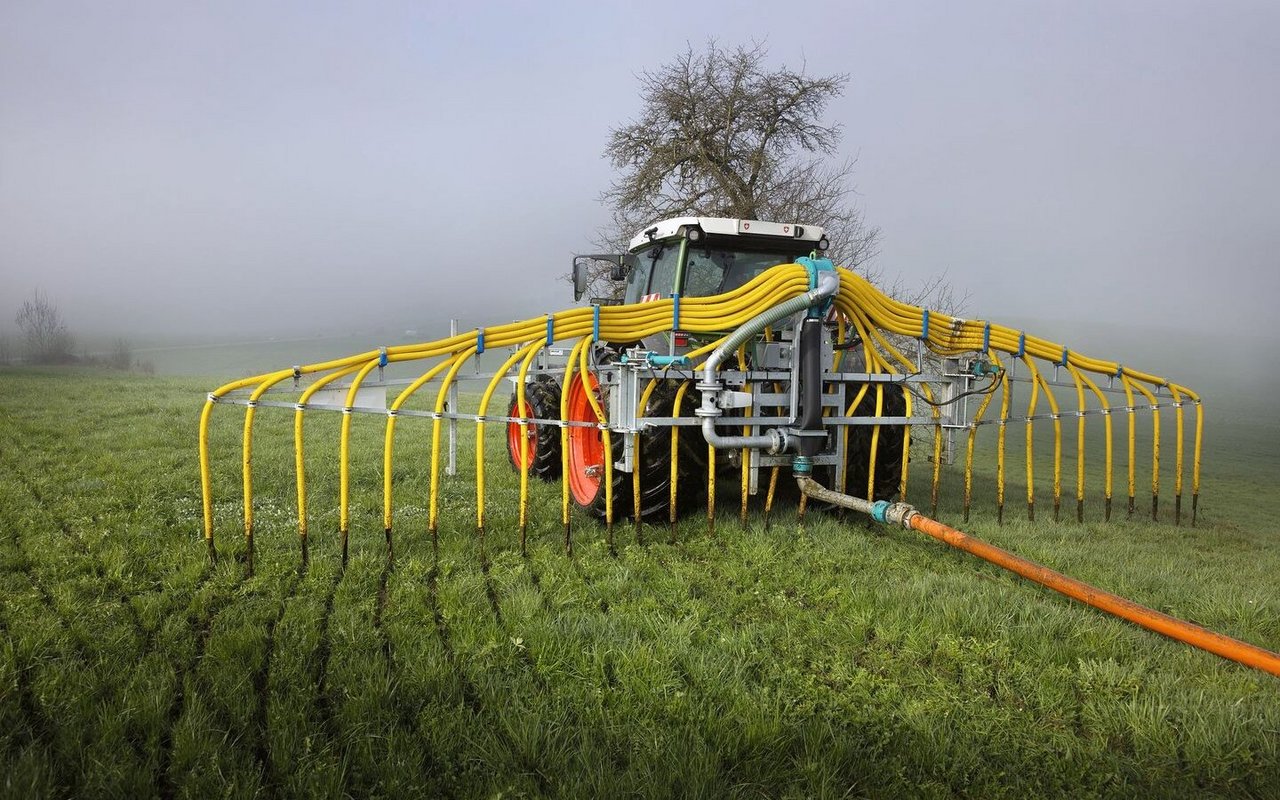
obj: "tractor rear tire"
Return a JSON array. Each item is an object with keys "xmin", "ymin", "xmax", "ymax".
[
  {"xmin": 641, "ymin": 381, "xmax": 706, "ymax": 520},
  {"xmin": 565, "ymin": 374, "xmax": 699, "ymax": 521},
  {"xmin": 506, "ymin": 377, "xmax": 562, "ymax": 481},
  {"xmin": 840, "ymin": 383, "xmax": 909, "ymax": 501}
]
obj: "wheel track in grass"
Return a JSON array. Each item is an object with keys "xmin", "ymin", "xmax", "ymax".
[
  {"xmin": 0, "ymin": 462, "xmax": 94, "ymax": 665},
  {"xmin": 0, "ymin": 423, "xmax": 162, "ymax": 655},
  {"xmin": 0, "ymin": 561, "xmax": 120, "ymax": 798},
  {"xmin": 0, "ymin": 440, "xmax": 96, "ymax": 796},
  {"xmin": 426, "ymin": 551, "xmax": 552, "ymax": 794}
]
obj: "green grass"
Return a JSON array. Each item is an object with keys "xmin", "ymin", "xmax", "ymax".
[{"xmin": 1, "ymin": 367, "xmax": 1278, "ymax": 799}]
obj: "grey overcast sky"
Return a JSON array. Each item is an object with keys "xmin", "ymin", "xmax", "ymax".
[{"xmin": 2, "ymin": 1, "xmax": 1277, "ymax": 346}]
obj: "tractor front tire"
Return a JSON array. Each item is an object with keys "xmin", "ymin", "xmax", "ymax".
[{"xmin": 506, "ymin": 377, "xmax": 562, "ymax": 481}]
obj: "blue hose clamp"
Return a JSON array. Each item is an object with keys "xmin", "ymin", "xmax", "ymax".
[{"xmin": 795, "ymin": 256, "xmax": 836, "ymax": 319}]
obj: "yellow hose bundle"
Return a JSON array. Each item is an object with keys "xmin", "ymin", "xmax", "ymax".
[{"xmin": 200, "ymin": 263, "xmax": 1201, "ymax": 562}]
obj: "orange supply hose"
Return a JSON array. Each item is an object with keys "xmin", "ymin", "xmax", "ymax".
[{"xmin": 907, "ymin": 514, "xmax": 1280, "ymax": 678}]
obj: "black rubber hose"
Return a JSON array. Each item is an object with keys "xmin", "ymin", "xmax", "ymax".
[{"xmin": 796, "ymin": 318, "xmax": 824, "ymax": 456}]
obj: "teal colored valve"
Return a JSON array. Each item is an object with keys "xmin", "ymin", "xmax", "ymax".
[{"xmin": 871, "ymin": 500, "xmax": 891, "ymax": 524}]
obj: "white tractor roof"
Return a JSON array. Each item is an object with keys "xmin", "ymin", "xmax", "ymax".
[{"xmin": 628, "ymin": 216, "xmax": 826, "ymax": 252}]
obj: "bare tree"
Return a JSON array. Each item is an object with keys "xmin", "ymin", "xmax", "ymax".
[
  {"xmin": 107, "ymin": 337, "xmax": 133, "ymax": 371},
  {"xmin": 583, "ymin": 41, "xmax": 880, "ymax": 299},
  {"xmin": 16, "ymin": 289, "xmax": 75, "ymax": 364}
]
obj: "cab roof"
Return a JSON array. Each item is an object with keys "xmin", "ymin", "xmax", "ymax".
[{"xmin": 628, "ymin": 217, "xmax": 826, "ymax": 253}]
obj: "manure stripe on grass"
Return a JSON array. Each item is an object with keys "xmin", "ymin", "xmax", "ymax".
[
  {"xmin": 6, "ymin": 448, "xmax": 157, "ymax": 655},
  {"xmin": 523, "ymin": 555, "xmax": 555, "ymax": 613},
  {"xmin": 251, "ymin": 563, "xmax": 306, "ymax": 795},
  {"xmin": 479, "ymin": 547, "xmax": 548, "ymax": 691},
  {"xmin": 372, "ymin": 550, "xmax": 451, "ymax": 789},
  {"xmin": 0, "ymin": 607, "xmax": 59, "ymax": 766},
  {"xmin": 374, "ymin": 549, "xmax": 393, "ymax": 667},
  {"xmin": 426, "ymin": 554, "xmax": 553, "ymax": 794},
  {"xmin": 310, "ymin": 557, "xmax": 353, "ymax": 797},
  {"xmin": 155, "ymin": 562, "xmax": 238, "ymax": 800}
]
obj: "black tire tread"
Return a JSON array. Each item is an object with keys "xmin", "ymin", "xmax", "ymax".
[{"xmin": 506, "ymin": 378, "xmax": 562, "ymax": 481}]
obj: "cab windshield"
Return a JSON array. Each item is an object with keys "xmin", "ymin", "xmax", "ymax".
[
  {"xmin": 682, "ymin": 244, "xmax": 810, "ymax": 297},
  {"xmin": 626, "ymin": 237, "xmax": 815, "ymax": 302}
]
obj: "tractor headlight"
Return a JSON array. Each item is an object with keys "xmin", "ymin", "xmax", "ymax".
[{"xmin": 817, "ymin": 236, "xmax": 830, "ymax": 251}]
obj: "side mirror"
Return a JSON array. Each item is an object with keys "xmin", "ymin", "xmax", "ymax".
[
  {"xmin": 572, "ymin": 257, "xmax": 589, "ymax": 302},
  {"xmin": 570, "ymin": 253, "xmax": 632, "ymax": 302}
]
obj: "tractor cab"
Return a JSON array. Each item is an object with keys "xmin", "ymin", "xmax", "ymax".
[
  {"xmin": 622, "ymin": 217, "xmax": 828, "ymax": 304},
  {"xmin": 571, "ymin": 217, "xmax": 829, "ymax": 307},
  {"xmin": 570, "ymin": 217, "xmax": 830, "ymax": 354}
]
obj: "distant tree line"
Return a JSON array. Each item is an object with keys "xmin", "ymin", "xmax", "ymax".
[{"xmin": 5, "ymin": 289, "xmax": 151, "ymax": 372}]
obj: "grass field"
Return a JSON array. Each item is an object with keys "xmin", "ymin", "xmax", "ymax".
[{"xmin": 1, "ymin": 366, "xmax": 1278, "ymax": 798}]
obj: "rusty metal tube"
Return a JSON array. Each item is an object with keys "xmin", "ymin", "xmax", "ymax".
[{"xmin": 796, "ymin": 476, "xmax": 1280, "ymax": 678}]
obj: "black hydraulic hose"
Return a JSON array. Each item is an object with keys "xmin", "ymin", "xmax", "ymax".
[{"xmin": 795, "ymin": 318, "xmax": 824, "ymax": 456}]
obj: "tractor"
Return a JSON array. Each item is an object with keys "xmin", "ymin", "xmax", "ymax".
[
  {"xmin": 198, "ymin": 214, "xmax": 1269, "ymax": 676},
  {"xmin": 506, "ymin": 216, "xmax": 908, "ymax": 522}
]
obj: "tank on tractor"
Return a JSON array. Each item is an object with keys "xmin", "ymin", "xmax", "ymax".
[{"xmin": 507, "ymin": 217, "xmax": 907, "ymax": 522}]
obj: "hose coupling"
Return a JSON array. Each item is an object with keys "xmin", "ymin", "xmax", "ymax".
[
  {"xmin": 870, "ymin": 500, "xmax": 918, "ymax": 528},
  {"xmin": 887, "ymin": 502, "xmax": 918, "ymax": 528},
  {"xmin": 792, "ymin": 455, "xmax": 814, "ymax": 476}
]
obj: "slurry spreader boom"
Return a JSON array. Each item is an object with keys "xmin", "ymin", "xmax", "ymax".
[{"xmin": 199, "ymin": 216, "xmax": 1280, "ymax": 677}]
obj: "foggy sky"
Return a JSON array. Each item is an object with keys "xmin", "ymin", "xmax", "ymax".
[{"xmin": 2, "ymin": 1, "xmax": 1277, "ymax": 347}]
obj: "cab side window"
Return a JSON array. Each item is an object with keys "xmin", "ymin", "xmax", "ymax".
[
  {"xmin": 683, "ymin": 252, "xmax": 726, "ymax": 297},
  {"xmin": 650, "ymin": 245, "xmax": 679, "ymax": 297},
  {"xmin": 623, "ymin": 252, "xmax": 654, "ymax": 304}
]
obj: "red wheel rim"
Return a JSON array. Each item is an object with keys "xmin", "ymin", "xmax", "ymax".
[
  {"xmin": 507, "ymin": 398, "xmax": 536, "ymax": 469},
  {"xmin": 566, "ymin": 373, "xmax": 604, "ymax": 506}
]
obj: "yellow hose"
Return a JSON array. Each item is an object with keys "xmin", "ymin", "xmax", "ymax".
[
  {"xmin": 635, "ymin": 378, "xmax": 661, "ymax": 532},
  {"xmin": 383, "ymin": 358, "xmax": 456, "ymax": 534},
  {"xmin": 559, "ymin": 337, "xmax": 590, "ymax": 553},
  {"xmin": 514, "ymin": 342, "xmax": 545, "ymax": 550},
  {"xmin": 300, "ymin": 365, "xmax": 361, "ymax": 539},
  {"xmin": 576, "ymin": 335, "xmax": 614, "ymax": 534},
  {"xmin": 201, "ymin": 260, "xmax": 1204, "ymax": 553},
  {"xmin": 475, "ymin": 343, "xmax": 541, "ymax": 536},
  {"xmin": 994, "ymin": 354, "xmax": 1010, "ymax": 522},
  {"xmin": 737, "ymin": 346, "xmax": 751, "ymax": 524},
  {"xmin": 428, "ymin": 347, "xmax": 479, "ymax": 542},
  {"xmin": 671, "ymin": 380, "xmax": 692, "ymax": 530}
]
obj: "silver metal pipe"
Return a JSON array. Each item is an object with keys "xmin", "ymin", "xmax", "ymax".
[
  {"xmin": 795, "ymin": 475, "xmax": 919, "ymax": 528},
  {"xmin": 697, "ymin": 271, "xmax": 840, "ymax": 453},
  {"xmin": 795, "ymin": 475, "xmax": 875, "ymax": 515}
]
